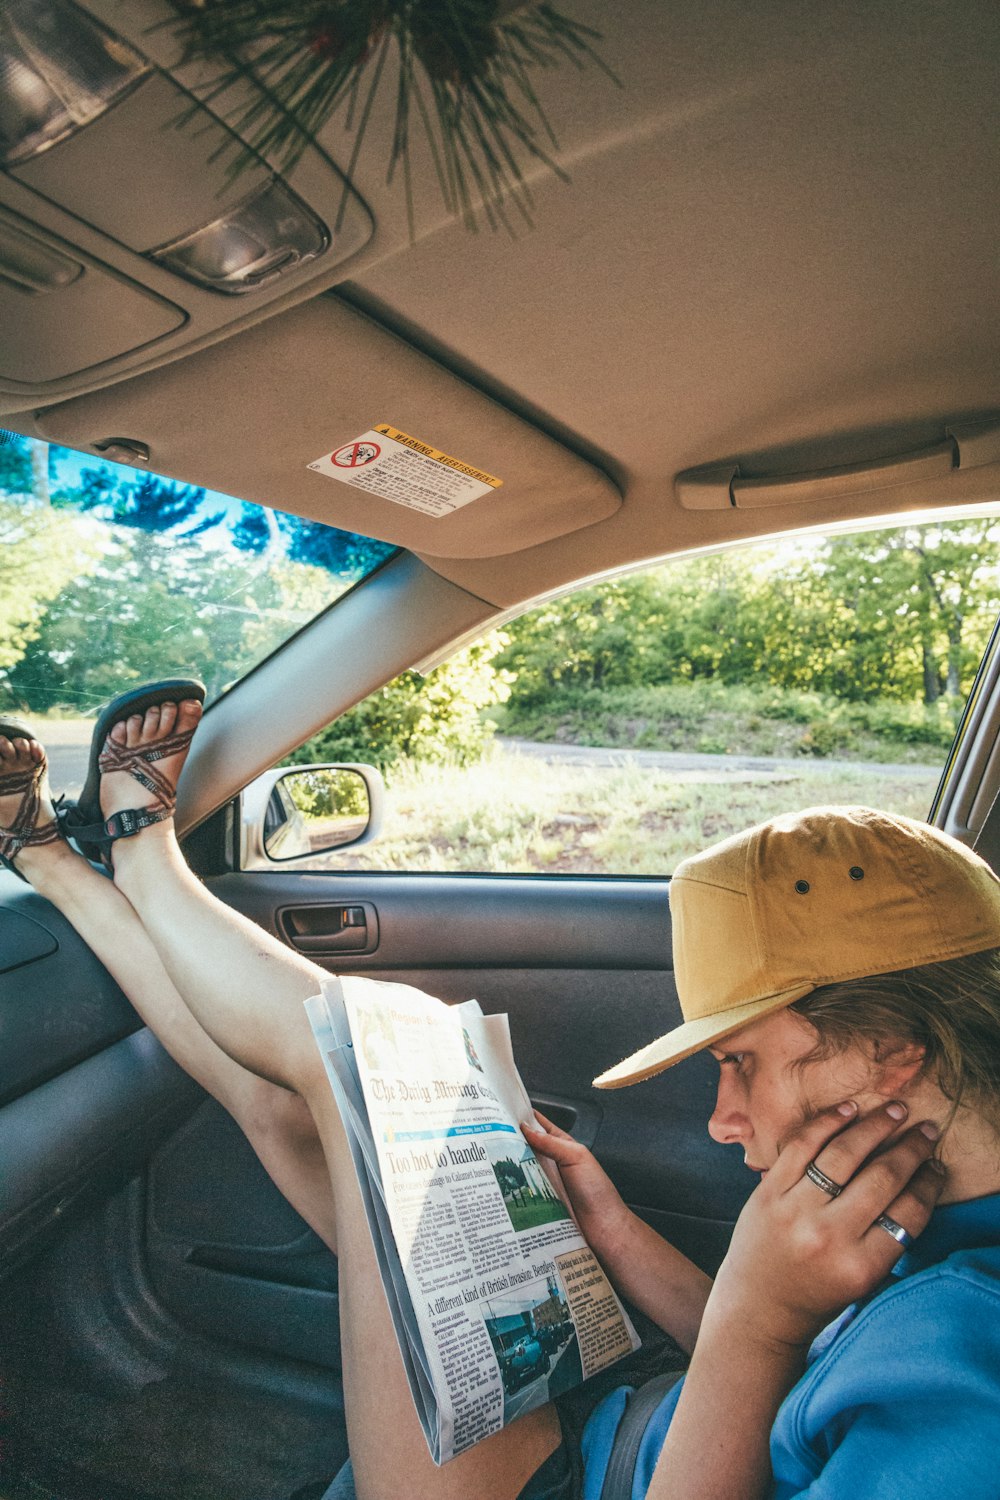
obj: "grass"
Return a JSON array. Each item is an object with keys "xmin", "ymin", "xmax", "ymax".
[
  {"xmin": 318, "ymin": 746, "xmax": 941, "ymax": 876},
  {"xmin": 503, "ymin": 1196, "xmax": 570, "ymax": 1233},
  {"xmin": 495, "ymin": 680, "xmax": 963, "ymax": 763}
]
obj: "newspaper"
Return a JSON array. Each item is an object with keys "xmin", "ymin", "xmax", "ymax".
[{"xmin": 305, "ymin": 975, "xmax": 640, "ymax": 1465}]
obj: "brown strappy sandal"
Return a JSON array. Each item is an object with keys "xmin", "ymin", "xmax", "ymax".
[
  {"xmin": 0, "ymin": 717, "xmax": 63, "ymax": 880},
  {"xmin": 59, "ymin": 679, "xmax": 206, "ymax": 863}
]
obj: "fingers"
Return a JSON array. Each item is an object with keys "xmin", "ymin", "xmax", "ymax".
[
  {"xmin": 776, "ymin": 1096, "xmax": 943, "ymax": 1216},
  {"xmin": 829, "ymin": 1117, "xmax": 941, "ymax": 1231},
  {"xmin": 521, "ymin": 1118, "xmax": 580, "ymax": 1166},
  {"xmin": 862, "ymin": 1157, "xmax": 946, "ymax": 1270},
  {"xmin": 767, "ymin": 1098, "xmax": 859, "ymax": 1187},
  {"xmin": 784, "ymin": 1097, "xmax": 944, "ymax": 1253},
  {"xmin": 528, "ymin": 1109, "xmax": 573, "ymax": 1140},
  {"xmin": 810, "ymin": 1100, "xmax": 914, "ymax": 1197}
]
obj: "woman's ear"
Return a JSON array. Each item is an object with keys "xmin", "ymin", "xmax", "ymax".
[{"xmin": 872, "ymin": 1040, "xmax": 926, "ymax": 1097}]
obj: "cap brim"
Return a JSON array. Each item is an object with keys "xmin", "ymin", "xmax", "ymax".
[{"xmin": 592, "ymin": 983, "xmax": 814, "ymax": 1089}]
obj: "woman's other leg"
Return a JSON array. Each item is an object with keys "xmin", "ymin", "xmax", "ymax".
[
  {"xmin": 103, "ymin": 701, "xmax": 563, "ymax": 1500},
  {"xmin": 3, "ymin": 730, "xmax": 337, "ymax": 1250}
]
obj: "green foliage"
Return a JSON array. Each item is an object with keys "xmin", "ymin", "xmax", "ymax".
[
  {"xmin": 0, "ymin": 498, "xmax": 101, "ymax": 687},
  {"xmin": 496, "ymin": 678, "xmax": 962, "ymax": 763},
  {"xmin": 3, "ymin": 529, "xmax": 334, "ymax": 710},
  {"xmin": 499, "ymin": 521, "xmax": 1000, "ymax": 713},
  {"xmin": 0, "ymin": 443, "xmax": 381, "ymax": 714},
  {"xmin": 494, "ymin": 1158, "xmax": 528, "ymax": 1199},
  {"xmin": 284, "ymin": 768, "xmax": 369, "ymax": 819},
  {"xmin": 0, "ymin": 436, "xmax": 34, "ymax": 496},
  {"xmin": 290, "ymin": 633, "xmax": 512, "ymax": 771}
]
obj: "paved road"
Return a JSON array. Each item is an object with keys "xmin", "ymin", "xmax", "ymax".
[
  {"xmin": 39, "ymin": 726, "xmax": 941, "ymax": 798},
  {"xmin": 35, "ymin": 724, "xmax": 941, "ymax": 800}
]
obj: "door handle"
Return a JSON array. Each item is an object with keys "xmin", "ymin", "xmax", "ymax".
[{"xmin": 279, "ymin": 902, "xmax": 378, "ymax": 955}]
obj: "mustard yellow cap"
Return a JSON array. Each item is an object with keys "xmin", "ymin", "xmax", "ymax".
[{"xmin": 593, "ymin": 806, "xmax": 1000, "ymax": 1089}]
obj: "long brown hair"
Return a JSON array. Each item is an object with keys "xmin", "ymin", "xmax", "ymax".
[{"xmin": 791, "ymin": 947, "xmax": 1000, "ymax": 1135}]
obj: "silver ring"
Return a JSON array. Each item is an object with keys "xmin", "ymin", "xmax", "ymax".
[
  {"xmin": 805, "ymin": 1160, "xmax": 843, "ymax": 1198},
  {"xmin": 874, "ymin": 1212, "xmax": 913, "ymax": 1248}
]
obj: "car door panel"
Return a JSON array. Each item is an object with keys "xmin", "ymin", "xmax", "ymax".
[
  {"xmin": 145, "ymin": 1099, "xmax": 341, "ymax": 1369},
  {"xmin": 0, "ymin": 877, "xmax": 143, "ymax": 1105}
]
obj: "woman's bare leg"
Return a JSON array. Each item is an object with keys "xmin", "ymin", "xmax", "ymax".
[
  {"xmin": 1, "ymin": 731, "xmax": 337, "ymax": 1250},
  {"xmin": 103, "ymin": 701, "xmax": 562, "ymax": 1500}
]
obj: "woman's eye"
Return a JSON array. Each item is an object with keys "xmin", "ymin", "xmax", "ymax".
[{"xmin": 719, "ymin": 1052, "xmax": 746, "ymax": 1068}]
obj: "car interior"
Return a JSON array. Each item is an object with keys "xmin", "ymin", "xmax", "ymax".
[{"xmin": 2, "ymin": 1, "xmax": 1000, "ymax": 1496}]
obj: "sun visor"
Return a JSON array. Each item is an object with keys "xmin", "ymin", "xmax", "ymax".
[{"xmin": 33, "ymin": 298, "xmax": 620, "ymax": 559}]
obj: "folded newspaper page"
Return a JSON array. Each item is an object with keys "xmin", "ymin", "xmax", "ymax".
[{"xmin": 305, "ymin": 975, "xmax": 640, "ymax": 1465}]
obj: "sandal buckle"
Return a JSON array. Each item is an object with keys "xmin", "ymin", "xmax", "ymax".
[{"xmin": 106, "ymin": 809, "xmax": 141, "ymax": 840}]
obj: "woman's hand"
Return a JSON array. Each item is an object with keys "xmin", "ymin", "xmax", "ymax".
[
  {"xmin": 521, "ymin": 1112, "xmax": 633, "ymax": 1260},
  {"xmin": 709, "ymin": 1098, "xmax": 947, "ymax": 1350},
  {"xmin": 524, "ymin": 1112, "xmax": 714, "ymax": 1351},
  {"xmin": 649, "ymin": 1101, "xmax": 947, "ymax": 1500}
]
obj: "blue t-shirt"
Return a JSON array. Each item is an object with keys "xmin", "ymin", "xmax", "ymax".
[{"xmin": 580, "ymin": 1193, "xmax": 1000, "ymax": 1499}]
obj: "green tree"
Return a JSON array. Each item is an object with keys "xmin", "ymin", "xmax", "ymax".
[
  {"xmin": 292, "ymin": 633, "xmax": 512, "ymax": 771},
  {"xmin": 805, "ymin": 524, "xmax": 1000, "ymax": 704},
  {"xmin": 494, "ymin": 1158, "xmax": 527, "ymax": 1203},
  {"xmin": 499, "ymin": 520, "xmax": 1000, "ymax": 713},
  {"xmin": 3, "ymin": 530, "xmax": 337, "ymax": 710},
  {"xmin": 0, "ymin": 459, "xmax": 101, "ymax": 697},
  {"xmin": 0, "ymin": 435, "xmax": 34, "ymax": 496}
]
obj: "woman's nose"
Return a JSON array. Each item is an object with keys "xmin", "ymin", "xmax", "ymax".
[{"xmin": 708, "ymin": 1074, "xmax": 749, "ymax": 1145}]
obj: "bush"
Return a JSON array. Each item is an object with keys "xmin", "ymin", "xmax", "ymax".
[
  {"xmin": 290, "ymin": 632, "xmax": 511, "ymax": 772},
  {"xmin": 495, "ymin": 678, "xmax": 962, "ymax": 763}
]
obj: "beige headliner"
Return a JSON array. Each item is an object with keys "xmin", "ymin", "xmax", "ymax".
[{"xmin": 13, "ymin": 0, "xmax": 1000, "ymax": 611}]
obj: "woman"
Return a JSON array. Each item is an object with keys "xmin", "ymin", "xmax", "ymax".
[{"xmin": 2, "ymin": 684, "xmax": 999, "ymax": 1500}]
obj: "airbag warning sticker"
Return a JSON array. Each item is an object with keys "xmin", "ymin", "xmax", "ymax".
[{"xmin": 308, "ymin": 425, "xmax": 502, "ymax": 518}]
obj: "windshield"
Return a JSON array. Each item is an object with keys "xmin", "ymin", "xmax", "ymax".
[{"xmin": 0, "ymin": 435, "xmax": 395, "ymax": 716}]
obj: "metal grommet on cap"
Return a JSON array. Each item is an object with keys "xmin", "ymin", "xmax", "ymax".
[
  {"xmin": 849, "ymin": 866, "xmax": 865, "ymax": 881},
  {"xmin": 795, "ymin": 879, "xmax": 810, "ymax": 894}
]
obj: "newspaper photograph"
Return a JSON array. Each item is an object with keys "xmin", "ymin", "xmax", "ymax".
[{"xmin": 304, "ymin": 975, "xmax": 639, "ymax": 1464}]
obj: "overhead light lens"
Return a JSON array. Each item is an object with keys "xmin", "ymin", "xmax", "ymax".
[
  {"xmin": 0, "ymin": 0, "xmax": 149, "ymax": 167},
  {"xmin": 151, "ymin": 178, "xmax": 330, "ymax": 294}
]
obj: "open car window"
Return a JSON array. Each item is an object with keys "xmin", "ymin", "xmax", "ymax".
[
  {"xmin": 0, "ymin": 435, "xmax": 395, "ymax": 717},
  {"xmin": 295, "ymin": 514, "xmax": 1000, "ymax": 876}
]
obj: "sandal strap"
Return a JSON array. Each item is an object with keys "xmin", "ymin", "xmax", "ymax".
[
  {"xmin": 0, "ymin": 758, "xmax": 61, "ymax": 863},
  {"xmin": 97, "ymin": 724, "xmax": 196, "ymax": 812},
  {"xmin": 104, "ymin": 806, "xmax": 174, "ymax": 841},
  {"xmin": 60, "ymin": 804, "xmax": 174, "ymax": 850}
]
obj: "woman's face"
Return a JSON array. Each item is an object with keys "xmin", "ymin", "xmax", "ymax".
[{"xmin": 707, "ymin": 1007, "xmax": 885, "ymax": 1174}]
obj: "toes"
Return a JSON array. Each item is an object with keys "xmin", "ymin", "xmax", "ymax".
[
  {"xmin": 124, "ymin": 712, "xmax": 145, "ymax": 748},
  {"xmin": 107, "ymin": 699, "xmax": 201, "ymax": 756},
  {"xmin": 157, "ymin": 702, "xmax": 178, "ymax": 737},
  {"xmin": 177, "ymin": 699, "xmax": 203, "ymax": 734},
  {"xmin": 0, "ymin": 735, "xmax": 42, "ymax": 767}
]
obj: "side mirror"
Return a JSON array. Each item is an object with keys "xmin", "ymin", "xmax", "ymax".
[{"xmin": 241, "ymin": 763, "xmax": 384, "ymax": 868}]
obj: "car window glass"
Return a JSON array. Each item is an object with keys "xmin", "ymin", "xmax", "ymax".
[
  {"xmin": 0, "ymin": 435, "xmax": 394, "ymax": 742},
  {"xmin": 298, "ymin": 516, "xmax": 1000, "ymax": 876}
]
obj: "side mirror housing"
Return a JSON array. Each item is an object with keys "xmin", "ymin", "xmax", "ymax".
[{"xmin": 241, "ymin": 763, "xmax": 384, "ymax": 868}]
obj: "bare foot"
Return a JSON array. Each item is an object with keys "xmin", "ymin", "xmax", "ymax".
[
  {"xmin": 99, "ymin": 700, "xmax": 203, "ymax": 834},
  {"xmin": 0, "ymin": 732, "xmax": 64, "ymax": 878}
]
